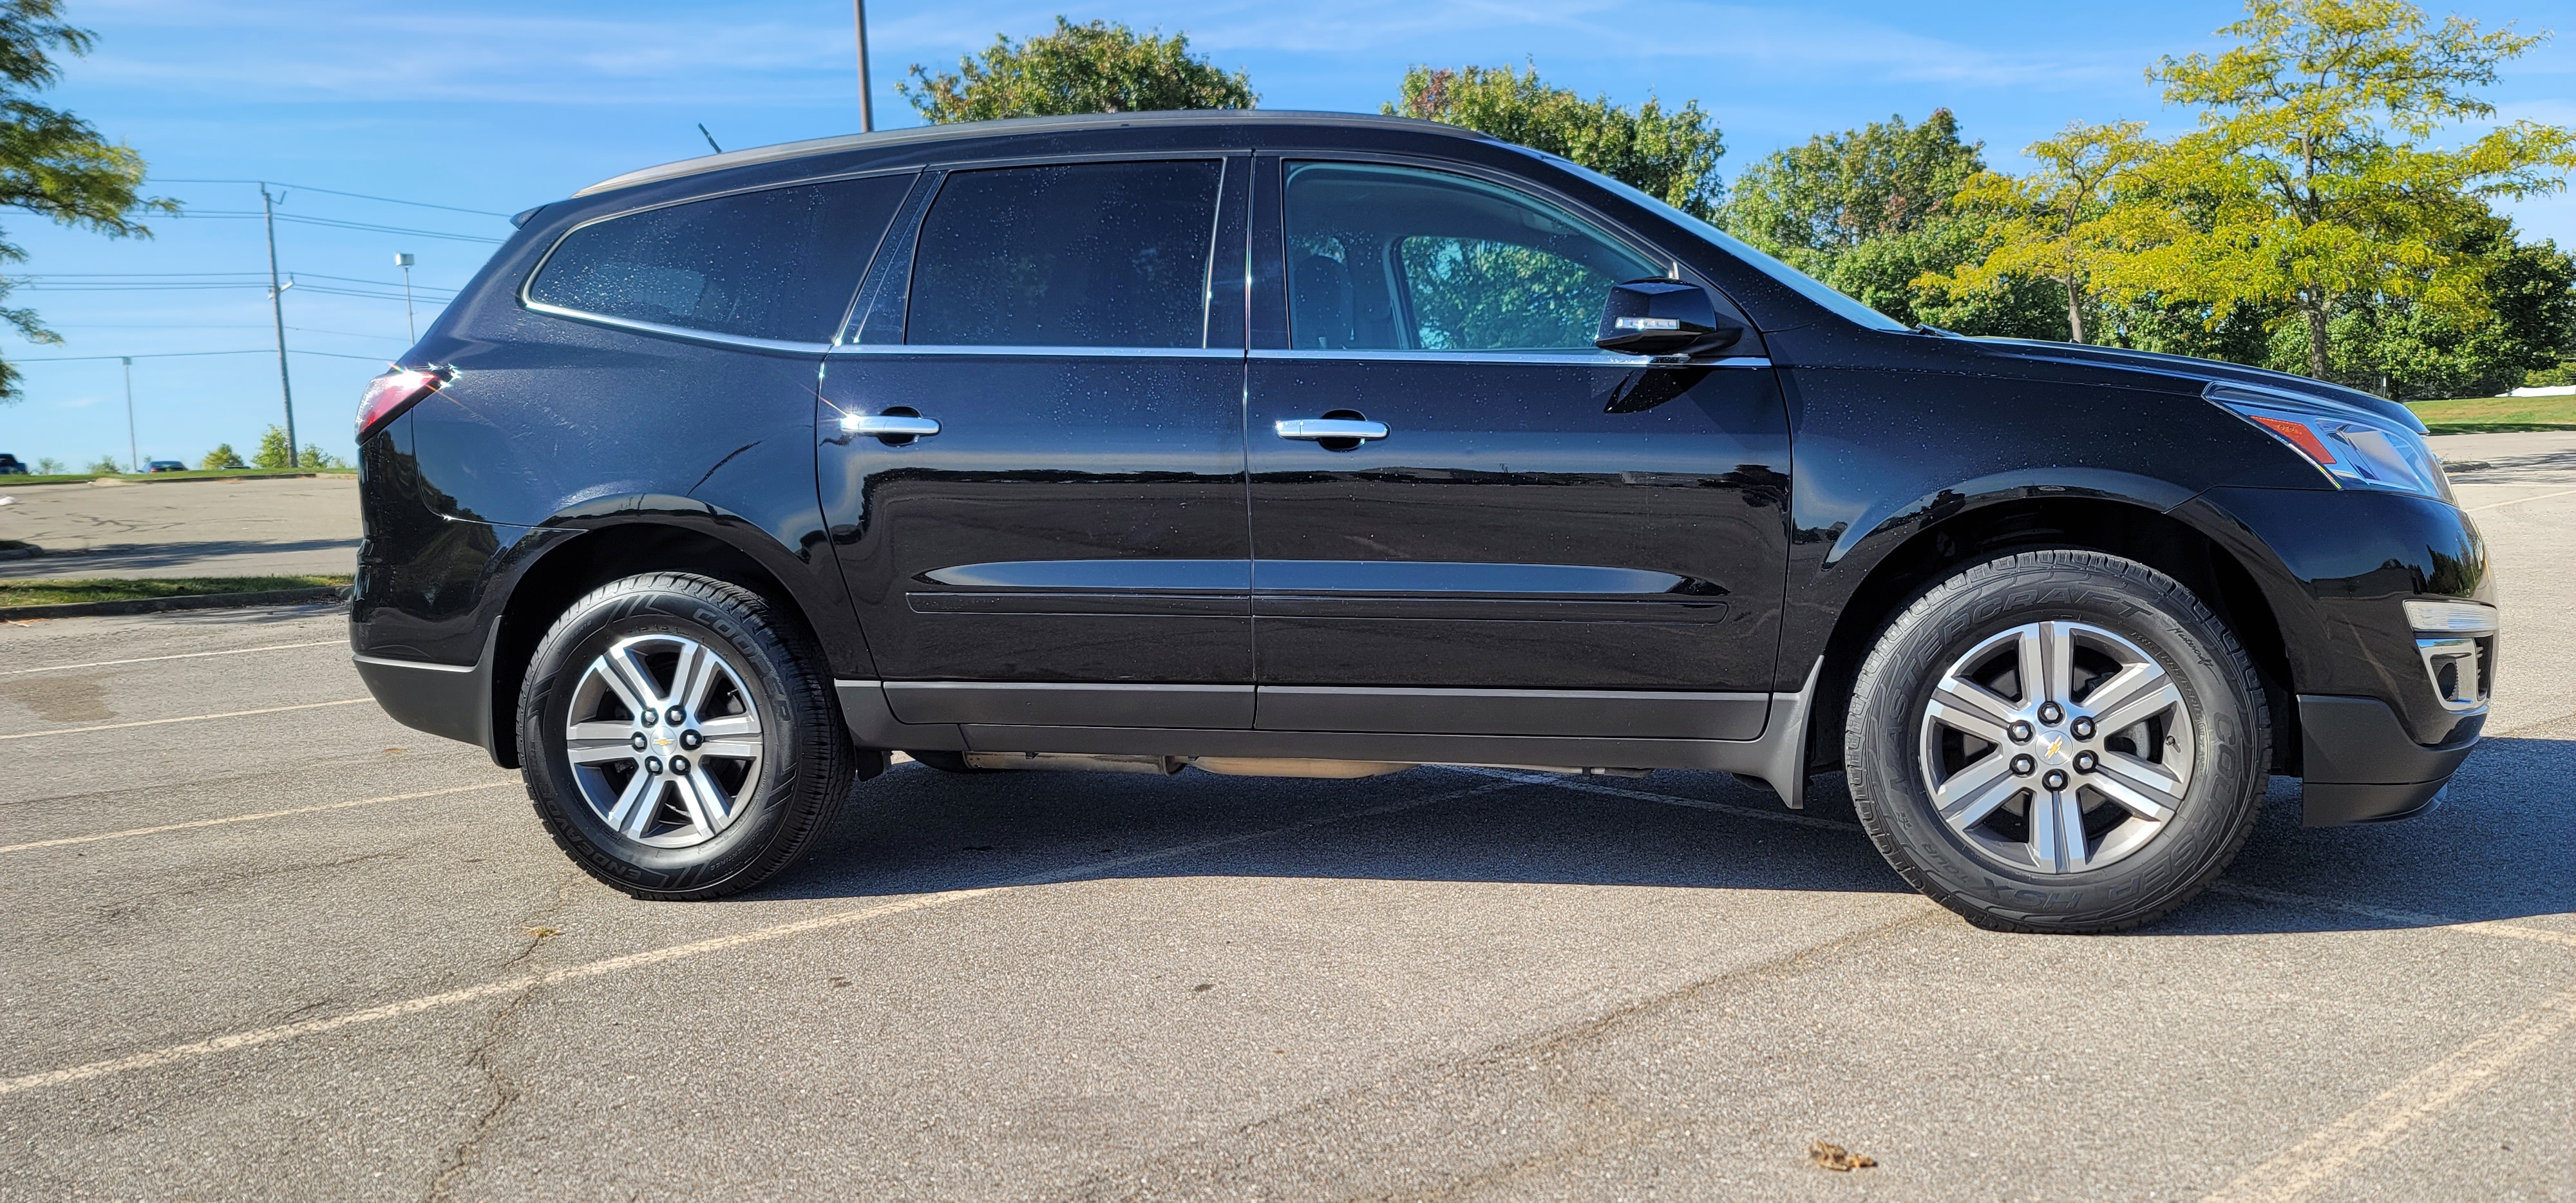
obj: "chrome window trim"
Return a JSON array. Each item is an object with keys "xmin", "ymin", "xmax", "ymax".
[
  {"xmin": 826, "ymin": 343, "xmax": 1244, "ymax": 359},
  {"xmin": 518, "ymin": 301, "xmax": 831, "ymax": 354},
  {"xmin": 1251, "ymin": 349, "xmax": 1770, "ymax": 369}
]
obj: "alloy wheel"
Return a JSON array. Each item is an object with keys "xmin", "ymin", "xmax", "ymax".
[{"xmin": 560, "ymin": 632, "xmax": 766, "ymax": 848}]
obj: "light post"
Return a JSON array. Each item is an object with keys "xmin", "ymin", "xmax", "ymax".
[
  {"xmin": 395, "ymin": 252, "xmax": 417, "ymax": 343},
  {"xmin": 853, "ymin": 1, "xmax": 874, "ymax": 132},
  {"xmin": 121, "ymin": 356, "xmax": 137, "ymax": 474}
]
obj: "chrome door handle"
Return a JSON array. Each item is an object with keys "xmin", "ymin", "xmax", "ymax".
[
  {"xmin": 838, "ymin": 413, "xmax": 940, "ymax": 438},
  {"xmin": 1275, "ymin": 418, "xmax": 1388, "ymax": 441}
]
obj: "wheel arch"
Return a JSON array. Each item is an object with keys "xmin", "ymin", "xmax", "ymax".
[{"xmin": 1806, "ymin": 495, "xmax": 2300, "ymax": 779}]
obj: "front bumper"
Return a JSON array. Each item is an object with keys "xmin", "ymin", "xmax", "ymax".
[{"xmin": 2299, "ymin": 694, "xmax": 2481, "ymax": 826}]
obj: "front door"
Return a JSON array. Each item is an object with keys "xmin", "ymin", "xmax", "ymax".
[
  {"xmin": 819, "ymin": 155, "xmax": 1254, "ymax": 728},
  {"xmin": 1245, "ymin": 158, "xmax": 1790, "ymax": 737}
]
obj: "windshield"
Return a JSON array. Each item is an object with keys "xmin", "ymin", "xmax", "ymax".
[{"xmin": 1567, "ymin": 162, "xmax": 1913, "ymax": 334}]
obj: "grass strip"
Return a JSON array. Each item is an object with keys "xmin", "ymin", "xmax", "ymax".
[
  {"xmin": 2407, "ymin": 394, "xmax": 2576, "ymax": 434},
  {"xmin": 0, "ymin": 576, "xmax": 352, "ymax": 607},
  {"xmin": 1, "ymin": 468, "xmax": 357, "ymax": 486}
]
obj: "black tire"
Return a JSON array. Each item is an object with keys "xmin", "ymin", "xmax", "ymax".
[
  {"xmin": 1844, "ymin": 550, "xmax": 2269, "ymax": 933},
  {"xmin": 518, "ymin": 573, "xmax": 853, "ymax": 900}
]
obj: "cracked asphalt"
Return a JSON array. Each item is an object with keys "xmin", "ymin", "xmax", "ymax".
[{"xmin": 0, "ymin": 433, "xmax": 2570, "ymax": 1201}]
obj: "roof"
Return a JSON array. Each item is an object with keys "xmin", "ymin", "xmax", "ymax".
[{"xmin": 571, "ymin": 110, "xmax": 1497, "ymax": 198}]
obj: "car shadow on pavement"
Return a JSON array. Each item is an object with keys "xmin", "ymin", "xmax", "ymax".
[
  {"xmin": 743, "ymin": 734, "xmax": 2576, "ymax": 938},
  {"xmin": 2445, "ymin": 448, "xmax": 2576, "ymax": 484},
  {"xmin": 15, "ymin": 538, "xmax": 359, "ymax": 571}
]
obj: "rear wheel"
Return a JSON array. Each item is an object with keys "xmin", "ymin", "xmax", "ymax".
[
  {"xmin": 518, "ymin": 573, "xmax": 852, "ymax": 900},
  {"xmin": 1844, "ymin": 550, "xmax": 2268, "ymax": 933}
]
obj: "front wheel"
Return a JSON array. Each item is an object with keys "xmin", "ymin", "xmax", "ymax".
[
  {"xmin": 1844, "ymin": 550, "xmax": 2269, "ymax": 933},
  {"xmin": 518, "ymin": 573, "xmax": 853, "ymax": 900}
]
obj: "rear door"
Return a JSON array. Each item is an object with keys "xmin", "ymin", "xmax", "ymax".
[
  {"xmin": 1244, "ymin": 157, "xmax": 1790, "ymax": 737},
  {"xmin": 818, "ymin": 155, "xmax": 1256, "ymax": 729}
]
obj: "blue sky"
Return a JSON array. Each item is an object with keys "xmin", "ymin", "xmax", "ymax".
[{"xmin": 4, "ymin": 0, "xmax": 2571, "ymax": 469}]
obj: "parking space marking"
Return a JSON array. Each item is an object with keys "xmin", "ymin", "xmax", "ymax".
[
  {"xmin": 1, "ymin": 639, "xmax": 344, "ymax": 676},
  {"xmin": 0, "ymin": 775, "xmax": 1522, "ymax": 1098},
  {"xmin": 0, "ymin": 782, "xmax": 517, "ymax": 855},
  {"xmin": 2202, "ymin": 980, "xmax": 2576, "ymax": 1203},
  {"xmin": 2466, "ymin": 485, "xmax": 2576, "ymax": 512},
  {"xmin": 0, "ymin": 698, "xmax": 367, "ymax": 741}
]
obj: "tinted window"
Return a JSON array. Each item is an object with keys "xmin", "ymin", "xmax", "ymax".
[
  {"xmin": 527, "ymin": 175, "xmax": 911, "ymax": 342},
  {"xmin": 907, "ymin": 160, "xmax": 1223, "ymax": 348},
  {"xmin": 1285, "ymin": 163, "xmax": 1657, "ymax": 352}
]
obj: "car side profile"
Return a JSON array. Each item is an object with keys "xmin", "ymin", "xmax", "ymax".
[{"xmin": 350, "ymin": 111, "xmax": 2495, "ymax": 932}]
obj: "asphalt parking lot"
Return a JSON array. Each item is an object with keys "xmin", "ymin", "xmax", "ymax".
[
  {"xmin": 0, "ymin": 475, "xmax": 359, "ymax": 579},
  {"xmin": 1, "ymin": 437, "xmax": 2571, "ymax": 1201}
]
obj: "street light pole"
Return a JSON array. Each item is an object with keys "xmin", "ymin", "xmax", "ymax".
[
  {"xmin": 853, "ymin": 0, "xmax": 874, "ymax": 132},
  {"xmin": 260, "ymin": 183, "xmax": 299, "ymax": 469},
  {"xmin": 121, "ymin": 356, "xmax": 137, "ymax": 474},
  {"xmin": 395, "ymin": 252, "xmax": 417, "ymax": 343}
]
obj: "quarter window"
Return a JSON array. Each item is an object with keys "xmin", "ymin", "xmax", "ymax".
[
  {"xmin": 526, "ymin": 175, "xmax": 911, "ymax": 343},
  {"xmin": 1284, "ymin": 162, "xmax": 1657, "ymax": 352},
  {"xmin": 905, "ymin": 160, "xmax": 1224, "ymax": 348}
]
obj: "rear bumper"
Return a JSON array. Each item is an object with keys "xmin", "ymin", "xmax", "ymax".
[
  {"xmin": 354, "ymin": 652, "xmax": 493, "ymax": 757},
  {"xmin": 2300, "ymin": 694, "xmax": 2481, "ymax": 826}
]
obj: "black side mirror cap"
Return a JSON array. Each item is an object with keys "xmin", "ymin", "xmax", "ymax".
[{"xmin": 1593, "ymin": 279, "xmax": 1747, "ymax": 357}]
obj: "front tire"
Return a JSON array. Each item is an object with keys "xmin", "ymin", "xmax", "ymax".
[
  {"xmin": 518, "ymin": 573, "xmax": 853, "ymax": 900},
  {"xmin": 1844, "ymin": 550, "xmax": 2269, "ymax": 933}
]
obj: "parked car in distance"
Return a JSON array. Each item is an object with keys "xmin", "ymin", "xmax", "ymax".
[
  {"xmin": 0, "ymin": 453, "xmax": 25, "ymax": 475},
  {"xmin": 349, "ymin": 111, "xmax": 2494, "ymax": 933},
  {"xmin": 146, "ymin": 460, "xmax": 187, "ymax": 473}
]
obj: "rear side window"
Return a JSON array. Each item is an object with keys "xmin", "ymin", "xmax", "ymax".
[
  {"xmin": 906, "ymin": 160, "xmax": 1224, "ymax": 348},
  {"xmin": 526, "ymin": 175, "xmax": 912, "ymax": 343}
]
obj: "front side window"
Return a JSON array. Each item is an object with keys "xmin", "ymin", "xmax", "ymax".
[
  {"xmin": 1285, "ymin": 162, "xmax": 1658, "ymax": 353},
  {"xmin": 526, "ymin": 175, "xmax": 911, "ymax": 343},
  {"xmin": 906, "ymin": 160, "xmax": 1224, "ymax": 348}
]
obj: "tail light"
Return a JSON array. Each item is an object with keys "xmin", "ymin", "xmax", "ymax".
[{"xmin": 356, "ymin": 366, "xmax": 450, "ymax": 440}]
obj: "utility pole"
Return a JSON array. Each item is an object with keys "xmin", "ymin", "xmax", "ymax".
[
  {"xmin": 395, "ymin": 252, "xmax": 417, "ymax": 343},
  {"xmin": 853, "ymin": 0, "xmax": 874, "ymax": 132},
  {"xmin": 260, "ymin": 183, "xmax": 298, "ymax": 468},
  {"xmin": 121, "ymin": 356, "xmax": 137, "ymax": 474}
]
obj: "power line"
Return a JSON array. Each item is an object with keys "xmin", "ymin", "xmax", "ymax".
[
  {"xmin": 6, "ymin": 348, "xmax": 395, "ymax": 363},
  {"xmin": 150, "ymin": 178, "xmax": 515, "ymax": 219},
  {"xmin": 166, "ymin": 211, "xmax": 505, "ymax": 243}
]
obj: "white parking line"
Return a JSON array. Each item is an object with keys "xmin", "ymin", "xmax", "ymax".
[
  {"xmin": 1, "ymin": 640, "xmax": 344, "ymax": 676},
  {"xmin": 2466, "ymin": 485, "xmax": 2576, "ymax": 512},
  {"xmin": 2202, "ymin": 980, "xmax": 2576, "ymax": 1203},
  {"xmin": 0, "ymin": 698, "xmax": 368, "ymax": 741},
  {"xmin": 0, "ymin": 782, "xmax": 517, "ymax": 855},
  {"xmin": 0, "ymin": 775, "xmax": 1522, "ymax": 1097}
]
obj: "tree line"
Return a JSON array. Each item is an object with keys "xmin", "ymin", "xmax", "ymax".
[{"xmin": 907, "ymin": 3, "xmax": 2576, "ymax": 399}]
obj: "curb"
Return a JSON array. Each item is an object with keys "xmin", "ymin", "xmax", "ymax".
[{"xmin": 0, "ymin": 586, "xmax": 348, "ymax": 621}]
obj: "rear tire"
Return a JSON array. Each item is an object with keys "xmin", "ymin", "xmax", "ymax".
[
  {"xmin": 1844, "ymin": 550, "xmax": 2268, "ymax": 933},
  {"xmin": 518, "ymin": 573, "xmax": 852, "ymax": 900}
]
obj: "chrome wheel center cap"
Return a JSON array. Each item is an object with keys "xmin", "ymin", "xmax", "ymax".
[{"xmin": 2036, "ymin": 733, "xmax": 2074, "ymax": 766}]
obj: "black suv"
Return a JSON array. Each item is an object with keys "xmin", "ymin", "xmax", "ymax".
[{"xmin": 350, "ymin": 112, "xmax": 2494, "ymax": 931}]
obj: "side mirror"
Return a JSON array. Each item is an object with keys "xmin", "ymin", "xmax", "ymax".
[{"xmin": 1593, "ymin": 279, "xmax": 1745, "ymax": 357}]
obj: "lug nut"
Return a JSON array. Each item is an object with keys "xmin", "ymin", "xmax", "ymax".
[
  {"xmin": 639, "ymin": 710, "xmax": 656, "ymax": 726},
  {"xmin": 2074, "ymin": 750, "xmax": 2098, "ymax": 773},
  {"xmin": 2038, "ymin": 701, "xmax": 2063, "ymax": 725},
  {"xmin": 680, "ymin": 730, "xmax": 702, "ymax": 750},
  {"xmin": 2011, "ymin": 754, "xmax": 2036, "ymax": 777},
  {"xmin": 2043, "ymin": 768, "xmax": 2069, "ymax": 791},
  {"xmin": 2008, "ymin": 720, "xmax": 2034, "ymax": 744},
  {"xmin": 2070, "ymin": 716, "xmax": 2096, "ymax": 740},
  {"xmin": 630, "ymin": 733, "xmax": 648, "ymax": 751},
  {"xmin": 666, "ymin": 706, "xmax": 686, "ymax": 725},
  {"xmin": 670, "ymin": 755, "xmax": 690, "ymax": 775},
  {"xmin": 644, "ymin": 756, "xmax": 663, "ymax": 775}
]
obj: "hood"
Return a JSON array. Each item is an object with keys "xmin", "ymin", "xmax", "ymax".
[{"xmin": 1963, "ymin": 337, "xmax": 2427, "ymax": 433}]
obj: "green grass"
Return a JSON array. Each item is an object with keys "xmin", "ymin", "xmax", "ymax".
[
  {"xmin": 2405, "ymin": 393, "xmax": 2576, "ymax": 434},
  {"xmin": 0, "ymin": 574, "xmax": 350, "ymax": 608},
  {"xmin": 2, "ymin": 468, "xmax": 357, "ymax": 486}
]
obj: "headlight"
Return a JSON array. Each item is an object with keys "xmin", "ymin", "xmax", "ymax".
[{"xmin": 2207, "ymin": 383, "xmax": 2453, "ymax": 502}]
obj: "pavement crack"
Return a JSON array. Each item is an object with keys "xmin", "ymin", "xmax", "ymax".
[{"xmin": 426, "ymin": 867, "xmax": 580, "ymax": 1203}]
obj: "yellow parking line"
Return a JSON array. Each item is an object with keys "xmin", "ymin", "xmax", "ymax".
[
  {"xmin": 0, "ymin": 698, "xmax": 368, "ymax": 741},
  {"xmin": 0, "ymin": 782, "xmax": 517, "ymax": 855},
  {"xmin": 2202, "ymin": 981, "xmax": 2576, "ymax": 1202}
]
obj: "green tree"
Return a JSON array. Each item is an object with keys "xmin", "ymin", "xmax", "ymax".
[
  {"xmin": 82, "ymin": 452, "xmax": 117, "ymax": 474},
  {"xmin": 2145, "ymin": 0, "xmax": 2576, "ymax": 382},
  {"xmin": 901, "ymin": 17, "xmax": 1253, "ymax": 123},
  {"xmin": 1719, "ymin": 109, "xmax": 2061, "ymax": 335},
  {"xmin": 252, "ymin": 424, "xmax": 294, "ymax": 469},
  {"xmin": 1385, "ymin": 63, "xmax": 1725, "ymax": 220},
  {"xmin": 200, "ymin": 443, "xmax": 242, "ymax": 470},
  {"xmin": 1921, "ymin": 122, "xmax": 2165, "ymax": 344},
  {"xmin": 0, "ymin": 1, "xmax": 172, "ymax": 402},
  {"xmin": 2284, "ymin": 223, "xmax": 2576, "ymax": 397},
  {"xmin": 299, "ymin": 443, "xmax": 342, "ymax": 469},
  {"xmin": 31, "ymin": 454, "xmax": 59, "ymax": 473}
]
